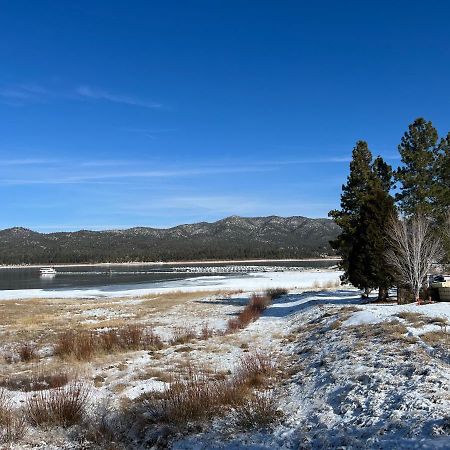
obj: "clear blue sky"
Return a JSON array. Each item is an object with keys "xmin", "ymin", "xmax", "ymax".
[{"xmin": 1, "ymin": 1, "xmax": 449, "ymax": 231}]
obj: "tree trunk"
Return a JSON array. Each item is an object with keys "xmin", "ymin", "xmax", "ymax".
[{"xmin": 378, "ymin": 286, "xmax": 388, "ymax": 301}]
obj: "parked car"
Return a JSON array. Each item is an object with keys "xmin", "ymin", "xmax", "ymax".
[{"xmin": 430, "ymin": 274, "xmax": 450, "ymax": 301}]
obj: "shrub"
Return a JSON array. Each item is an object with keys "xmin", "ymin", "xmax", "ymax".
[
  {"xmin": 99, "ymin": 328, "xmax": 121, "ymax": 352},
  {"xmin": 119, "ymin": 324, "xmax": 145, "ymax": 350},
  {"xmin": 170, "ymin": 326, "xmax": 197, "ymax": 345},
  {"xmin": 55, "ymin": 326, "xmax": 163, "ymax": 361},
  {"xmin": 266, "ymin": 288, "xmax": 288, "ymax": 300},
  {"xmin": 235, "ymin": 351, "xmax": 277, "ymax": 387},
  {"xmin": 132, "ymin": 352, "xmax": 280, "ymax": 436},
  {"xmin": 234, "ymin": 391, "xmax": 281, "ymax": 430},
  {"xmin": 200, "ymin": 323, "xmax": 214, "ymax": 340},
  {"xmin": 0, "ymin": 365, "xmax": 70, "ymax": 392},
  {"xmin": 17, "ymin": 342, "xmax": 38, "ymax": 363},
  {"xmin": 142, "ymin": 328, "xmax": 164, "ymax": 350},
  {"xmin": 26, "ymin": 382, "xmax": 90, "ymax": 428},
  {"xmin": 140, "ymin": 368, "xmax": 246, "ymax": 425},
  {"xmin": 0, "ymin": 389, "xmax": 27, "ymax": 444},
  {"xmin": 226, "ymin": 294, "xmax": 272, "ymax": 332}
]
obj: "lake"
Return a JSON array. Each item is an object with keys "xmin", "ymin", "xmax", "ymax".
[{"xmin": 0, "ymin": 260, "xmax": 337, "ymax": 291}]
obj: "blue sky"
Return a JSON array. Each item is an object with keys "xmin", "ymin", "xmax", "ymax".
[{"xmin": 1, "ymin": 1, "xmax": 449, "ymax": 231}]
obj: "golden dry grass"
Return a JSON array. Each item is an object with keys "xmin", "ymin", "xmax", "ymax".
[
  {"xmin": 421, "ymin": 330, "xmax": 450, "ymax": 350},
  {"xmin": 0, "ymin": 290, "xmax": 224, "ymax": 346}
]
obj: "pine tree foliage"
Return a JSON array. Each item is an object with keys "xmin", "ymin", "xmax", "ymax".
[
  {"xmin": 435, "ymin": 132, "xmax": 450, "ymax": 223},
  {"xmin": 329, "ymin": 141, "xmax": 396, "ymax": 297},
  {"xmin": 395, "ymin": 118, "xmax": 439, "ymax": 216}
]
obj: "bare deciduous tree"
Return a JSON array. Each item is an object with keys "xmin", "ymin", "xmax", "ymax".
[{"xmin": 386, "ymin": 214, "xmax": 444, "ymax": 302}]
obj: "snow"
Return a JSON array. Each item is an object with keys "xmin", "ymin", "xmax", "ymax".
[
  {"xmin": 2, "ymin": 276, "xmax": 450, "ymax": 449},
  {"xmin": 0, "ymin": 270, "xmax": 342, "ymax": 300},
  {"xmin": 343, "ymin": 309, "xmax": 385, "ymax": 326},
  {"xmin": 170, "ymin": 290, "xmax": 450, "ymax": 449}
]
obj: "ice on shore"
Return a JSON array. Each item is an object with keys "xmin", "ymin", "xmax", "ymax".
[{"xmin": 0, "ymin": 270, "xmax": 342, "ymax": 300}]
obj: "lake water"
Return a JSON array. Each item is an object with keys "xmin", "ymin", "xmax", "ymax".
[{"xmin": 0, "ymin": 261, "xmax": 337, "ymax": 291}]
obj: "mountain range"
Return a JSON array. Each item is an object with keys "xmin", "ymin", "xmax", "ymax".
[{"xmin": 0, "ymin": 215, "xmax": 340, "ymax": 264}]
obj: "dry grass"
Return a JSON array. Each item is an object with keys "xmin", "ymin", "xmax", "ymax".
[
  {"xmin": 0, "ymin": 389, "xmax": 28, "ymax": 444},
  {"xmin": 348, "ymin": 320, "xmax": 415, "ymax": 344},
  {"xmin": 235, "ymin": 351, "xmax": 277, "ymax": 387},
  {"xmin": 234, "ymin": 391, "xmax": 282, "ymax": 429},
  {"xmin": 17, "ymin": 342, "xmax": 38, "ymax": 363},
  {"xmin": 396, "ymin": 312, "xmax": 448, "ymax": 330},
  {"xmin": 266, "ymin": 288, "xmax": 288, "ymax": 300},
  {"xmin": 0, "ymin": 365, "xmax": 71, "ymax": 392},
  {"xmin": 26, "ymin": 382, "xmax": 90, "ymax": 428},
  {"xmin": 396, "ymin": 311, "xmax": 425, "ymax": 326},
  {"xmin": 0, "ymin": 290, "xmax": 223, "ymax": 349},
  {"xmin": 139, "ymin": 368, "xmax": 246, "ymax": 425},
  {"xmin": 136, "ymin": 350, "xmax": 279, "ymax": 429},
  {"xmin": 170, "ymin": 326, "xmax": 197, "ymax": 345},
  {"xmin": 227, "ymin": 293, "xmax": 272, "ymax": 332},
  {"xmin": 421, "ymin": 330, "xmax": 450, "ymax": 351},
  {"xmin": 54, "ymin": 325, "xmax": 163, "ymax": 361}
]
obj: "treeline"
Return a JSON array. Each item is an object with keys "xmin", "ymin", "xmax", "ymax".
[
  {"xmin": 330, "ymin": 118, "xmax": 449, "ymax": 300},
  {"xmin": 0, "ymin": 242, "xmax": 321, "ymax": 265},
  {"xmin": 0, "ymin": 216, "xmax": 338, "ymax": 264}
]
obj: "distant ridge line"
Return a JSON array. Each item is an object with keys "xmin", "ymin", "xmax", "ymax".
[{"xmin": 0, "ymin": 215, "xmax": 340, "ymax": 264}]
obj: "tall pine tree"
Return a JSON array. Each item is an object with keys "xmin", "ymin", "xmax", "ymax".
[
  {"xmin": 395, "ymin": 118, "xmax": 439, "ymax": 216},
  {"xmin": 435, "ymin": 132, "xmax": 450, "ymax": 222},
  {"xmin": 329, "ymin": 141, "xmax": 374, "ymax": 291},
  {"xmin": 435, "ymin": 132, "xmax": 450, "ymax": 259},
  {"xmin": 330, "ymin": 141, "xmax": 396, "ymax": 298}
]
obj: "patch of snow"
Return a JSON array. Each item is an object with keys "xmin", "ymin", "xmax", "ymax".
[{"xmin": 0, "ymin": 270, "xmax": 343, "ymax": 300}]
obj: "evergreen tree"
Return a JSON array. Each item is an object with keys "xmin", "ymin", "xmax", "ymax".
[
  {"xmin": 395, "ymin": 118, "xmax": 439, "ymax": 216},
  {"xmin": 435, "ymin": 133, "xmax": 450, "ymax": 258},
  {"xmin": 330, "ymin": 141, "xmax": 396, "ymax": 298},
  {"xmin": 329, "ymin": 141, "xmax": 374, "ymax": 289},
  {"xmin": 347, "ymin": 182, "xmax": 396, "ymax": 299},
  {"xmin": 435, "ymin": 132, "xmax": 450, "ymax": 222}
]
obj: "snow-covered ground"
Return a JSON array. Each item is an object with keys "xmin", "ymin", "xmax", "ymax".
[
  {"xmin": 1, "ymin": 272, "xmax": 449, "ymax": 449},
  {"xmin": 176, "ymin": 291, "xmax": 450, "ymax": 449}
]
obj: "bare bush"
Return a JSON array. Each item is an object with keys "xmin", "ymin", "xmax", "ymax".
[
  {"xmin": 0, "ymin": 389, "xmax": 27, "ymax": 444},
  {"xmin": 139, "ymin": 365, "xmax": 248, "ymax": 426},
  {"xmin": 266, "ymin": 288, "xmax": 288, "ymax": 300},
  {"xmin": 26, "ymin": 382, "xmax": 90, "ymax": 428},
  {"xmin": 131, "ymin": 352, "xmax": 280, "ymax": 437},
  {"xmin": 17, "ymin": 342, "xmax": 38, "ymax": 363},
  {"xmin": 234, "ymin": 391, "xmax": 281, "ymax": 430},
  {"xmin": 54, "ymin": 330, "xmax": 96, "ymax": 361},
  {"xmin": 119, "ymin": 324, "xmax": 146, "ymax": 350},
  {"xmin": 235, "ymin": 351, "xmax": 277, "ymax": 387},
  {"xmin": 0, "ymin": 365, "xmax": 70, "ymax": 392},
  {"xmin": 200, "ymin": 323, "xmax": 214, "ymax": 340},
  {"xmin": 170, "ymin": 326, "xmax": 197, "ymax": 345},
  {"xmin": 227, "ymin": 294, "xmax": 272, "ymax": 333},
  {"xmin": 55, "ymin": 325, "xmax": 163, "ymax": 360},
  {"xmin": 386, "ymin": 215, "xmax": 444, "ymax": 302}
]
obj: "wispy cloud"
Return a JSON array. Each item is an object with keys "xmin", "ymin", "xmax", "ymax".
[
  {"xmin": 0, "ymin": 83, "xmax": 49, "ymax": 106},
  {"xmin": 121, "ymin": 127, "xmax": 176, "ymax": 139},
  {"xmin": 77, "ymin": 86, "xmax": 162, "ymax": 109},
  {"xmin": 0, "ymin": 158, "xmax": 58, "ymax": 166},
  {"xmin": 0, "ymin": 163, "xmax": 274, "ymax": 186}
]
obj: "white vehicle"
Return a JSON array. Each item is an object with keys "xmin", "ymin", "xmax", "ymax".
[{"xmin": 40, "ymin": 267, "xmax": 57, "ymax": 275}]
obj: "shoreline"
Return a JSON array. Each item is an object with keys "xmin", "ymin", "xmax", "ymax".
[
  {"xmin": 0, "ymin": 269, "xmax": 343, "ymax": 300},
  {"xmin": 0, "ymin": 257, "xmax": 340, "ymax": 270}
]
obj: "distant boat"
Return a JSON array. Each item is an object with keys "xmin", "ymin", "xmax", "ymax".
[{"xmin": 40, "ymin": 267, "xmax": 57, "ymax": 276}]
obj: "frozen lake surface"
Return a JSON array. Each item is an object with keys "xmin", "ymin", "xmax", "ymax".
[{"xmin": 0, "ymin": 262, "xmax": 340, "ymax": 299}]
